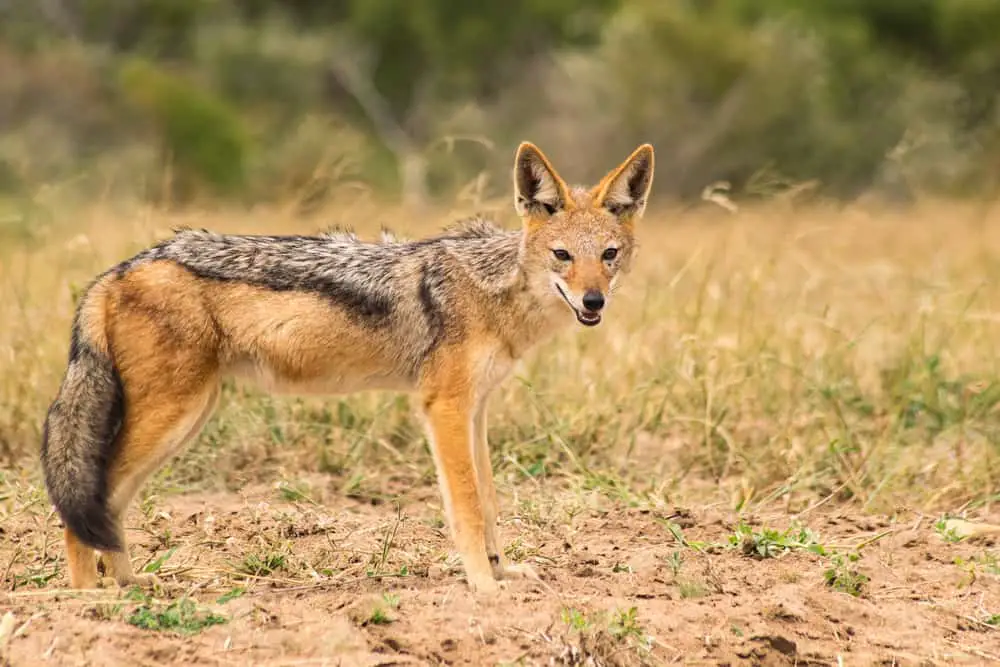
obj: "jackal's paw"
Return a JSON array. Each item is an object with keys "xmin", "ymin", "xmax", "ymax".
[
  {"xmin": 70, "ymin": 576, "xmax": 102, "ymax": 590},
  {"xmin": 467, "ymin": 572, "xmax": 502, "ymax": 598},
  {"xmin": 122, "ymin": 573, "xmax": 162, "ymax": 589},
  {"xmin": 98, "ymin": 573, "xmax": 162, "ymax": 590},
  {"xmin": 499, "ymin": 562, "xmax": 540, "ymax": 581}
]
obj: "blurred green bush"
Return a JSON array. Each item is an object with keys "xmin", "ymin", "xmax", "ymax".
[
  {"xmin": 118, "ymin": 58, "xmax": 249, "ymax": 202},
  {"xmin": 0, "ymin": 0, "xmax": 997, "ymax": 205}
]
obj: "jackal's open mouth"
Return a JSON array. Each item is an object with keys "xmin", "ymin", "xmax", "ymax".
[{"xmin": 556, "ymin": 284, "xmax": 602, "ymax": 327}]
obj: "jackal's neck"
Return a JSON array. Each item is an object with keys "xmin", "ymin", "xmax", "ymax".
[
  {"xmin": 492, "ymin": 269, "xmax": 571, "ymax": 359},
  {"xmin": 439, "ymin": 222, "xmax": 569, "ymax": 356}
]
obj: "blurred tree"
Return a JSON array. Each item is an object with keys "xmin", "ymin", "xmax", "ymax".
[
  {"xmin": 118, "ymin": 58, "xmax": 250, "ymax": 202},
  {"xmin": 569, "ymin": 0, "xmax": 1000, "ymax": 198},
  {"xmin": 277, "ymin": 0, "xmax": 618, "ymax": 205},
  {"xmin": 79, "ymin": 0, "xmax": 208, "ymax": 58},
  {"xmin": 775, "ymin": 0, "xmax": 1000, "ymax": 127},
  {"xmin": 1, "ymin": 0, "xmax": 999, "ymax": 203},
  {"xmin": 0, "ymin": 0, "xmax": 210, "ymax": 57}
]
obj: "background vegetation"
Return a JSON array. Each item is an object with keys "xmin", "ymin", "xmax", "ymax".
[
  {"xmin": 2, "ymin": 0, "xmax": 1000, "ymax": 514},
  {"xmin": 1, "ymin": 0, "xmax": 999, "ymax": 217},
  {"xmin": 1, "ymin": 0, "xmax": 1000, "ymax": 519}
]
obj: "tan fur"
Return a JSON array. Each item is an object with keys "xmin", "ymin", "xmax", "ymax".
[{"xmin": 43, "ymin": 142, "xmax": 655, "ymax": 596}]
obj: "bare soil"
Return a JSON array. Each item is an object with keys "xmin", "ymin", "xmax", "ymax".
[{"xmin": 2, "ymin": 483, "xmax": 999, "ymax": 666}]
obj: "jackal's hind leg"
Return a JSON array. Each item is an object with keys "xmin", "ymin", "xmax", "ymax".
[
  {"xmin": 64, "ymin": 528, "xmax": 100, "ymax": 589},
  {"xmin": 98, "ymin": 385, "xmax": 220, "ymax": 589}
]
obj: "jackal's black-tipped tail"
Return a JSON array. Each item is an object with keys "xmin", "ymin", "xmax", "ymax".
[{"xmin": 41, "ymin": 306, "xmax": 124, "ymax": 552}]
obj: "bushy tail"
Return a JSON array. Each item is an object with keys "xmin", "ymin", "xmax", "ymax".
[{"xmin": 41, "ymin": 290, "xmax": 124, "ymax": 552}]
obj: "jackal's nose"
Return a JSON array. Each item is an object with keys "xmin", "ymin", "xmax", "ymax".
[{"xmin": 582, "ymin": 290, "xmax": 605, "ymax": 312}]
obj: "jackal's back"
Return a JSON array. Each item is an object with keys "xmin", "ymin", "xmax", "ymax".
[{"xmin": 105, "ymin": 218, "xmax": 526, "ymax": 389}]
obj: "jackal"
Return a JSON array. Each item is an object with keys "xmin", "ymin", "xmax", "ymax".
[{"xmin": 41, "ymin": 142, "xmax": 654, "ymax": 595}]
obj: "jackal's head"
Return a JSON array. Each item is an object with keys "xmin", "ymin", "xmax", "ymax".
[{"xmin": 513, "ymin": 142, "xmax": 654, "ymax": 327}]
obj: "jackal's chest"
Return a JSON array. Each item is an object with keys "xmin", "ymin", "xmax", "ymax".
[{"xmin": 468, "ymin": 343, "xmax": 521, "ymax": 403}]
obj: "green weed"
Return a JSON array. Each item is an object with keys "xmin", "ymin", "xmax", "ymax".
[
  {"xmin": 124, "ymin": 590, "xmax": 227, "ymax": 636},
  {"xmin": 823, "ymin": 553, "xmax": 869, "ymax": 597},
  {"xmin": 731, "ymin": 520, "xmax": 826, "ymax": 559}
]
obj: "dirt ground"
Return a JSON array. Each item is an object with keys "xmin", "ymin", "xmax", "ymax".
[{"xmin": 2, "ymin": 482, "xmax": 1000, "ymax": 667}]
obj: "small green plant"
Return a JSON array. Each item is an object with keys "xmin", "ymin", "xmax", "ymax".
[
  {"xmin": 934, "ymin": 517, "xmax": 963, "ymax": 543},
  {"xmin": 556, "ymin": 605, "xmax": 653, "ymax": 662},
  {"xmin": 561, "ymin": 607, "xmax": 591, "ymax": 631},
  {"xmin": 368, "ymin": 606, "xmax": 392, "ymax": 625},
  {"xmin": 980, "ymin": 552, "xmax": 1000, "ymax": 576},
  {"xmin": 731, "ymin": 520, "xmax": 825, "ymax": 559},
  {"xmin": 952, "ymin": 552, "xmax": 996, "ymax": 588},
  {"xmin": 216, "ymin": 587, "xmax": 246, "ymax": 604},
  {"xmin": 236, "ymin": 551, "xmax": 287, "ymax": 578},
  {"xmin": 138, "ymin": 494, "xmax": 159, "ymax": 520},
  {"xmin": 12, "ymin": 564, "xmax": 60, "ymax": 589},
  {"xmin": 365, "ymin": 593, "xmax": 401, "ymax": 625},
  {"xmin": 125, "ymin": 590, "xmax": 227, "ymax": 636},
  {"xmin": 143, "ymin": 547, "xmax": 177, "ymax": 574},
  {"xmin": 823, "ymin": 553, "xmax": 869, "ymax": 597},
  {"xmin": 660, "ymin": 519, "xmax": 713, "ymax": 552},
  {"xmin": 665, "ymin": 550, "xmax": 684, "ymax": 577},
  {"xmin": 608, "ymin": 607, "xmax": 652, "ymax": 651}
]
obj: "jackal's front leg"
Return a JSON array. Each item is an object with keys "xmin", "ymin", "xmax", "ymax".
[
  {"xmin": 422, "ymin": 384, "xmax": 496, "ymax": 596},
  {"xmin": 474, "ymin": 406, "xmax": 538, "ymax": 583}
]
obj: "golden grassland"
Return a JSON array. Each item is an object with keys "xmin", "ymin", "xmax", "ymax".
[{"xmin": 2, "ymin": 195, "xmax": 1000, "ymax": 517}]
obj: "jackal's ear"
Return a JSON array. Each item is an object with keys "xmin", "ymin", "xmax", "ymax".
[
  {"xmin": 593, "ymin": 144, "xmax": 655, "ymax": 222},
  {"xmin": 513, "ymin": 142, "xmax": 571, "ymax": 220}
]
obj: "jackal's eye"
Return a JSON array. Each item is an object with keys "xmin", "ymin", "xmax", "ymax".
[
  {"xmin": 552, "ymin": 249, "xmax": 572, "ymax": 262},
  {"xmin": 602, "ymin": 247, "xmax": 619, "ymax": 262}
]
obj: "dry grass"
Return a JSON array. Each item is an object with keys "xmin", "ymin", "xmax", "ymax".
[
  {"xmin": 4, "ymin": 196, "xmax": 1000, "ymax": 665},
  {"xmin": 3, "ymin": 196, "xmax": 1000, "ymax": 511}
]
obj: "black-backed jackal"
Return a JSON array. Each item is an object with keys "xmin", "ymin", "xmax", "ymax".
[{"xmin": 41, "ymin": 142, "xmax": 654, "ymax": 596}]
